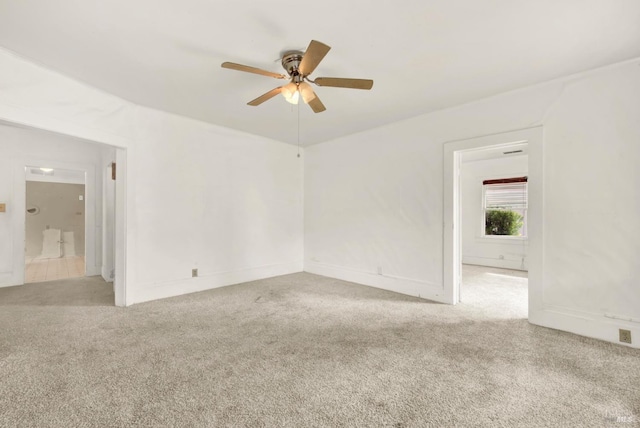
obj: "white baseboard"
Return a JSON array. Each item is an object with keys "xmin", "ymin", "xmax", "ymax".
[
  {"xmin": 101, "ymin": 266, "xmax": 114, "ymax": 283},
  {"xmin": 130, "ymin": 260, "xmax": 303, "ymax": 305},
  {"xmin": 462, "ymin": 256, "xmax": 527, "ymax": 271},
  {"xmin": 304, "ymin": 261, "xmax": 447, "ymax": 303},
  {"xmin": 529, "ymin": 306, "xmax": 640, "ymax": 349}
]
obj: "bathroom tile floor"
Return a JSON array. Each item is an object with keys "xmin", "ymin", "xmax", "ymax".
[{"xmin": 25, "ymin": 256, "xmax": 85, "ymax": 283}]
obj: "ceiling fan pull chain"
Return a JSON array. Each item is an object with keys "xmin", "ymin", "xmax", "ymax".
[{"xmin": 297, "ymin": 101, "xmax": 301, "ymax": 158}]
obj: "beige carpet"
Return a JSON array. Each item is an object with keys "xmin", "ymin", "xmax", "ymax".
[
  {"xmin": 0, "ymin": 269, "xmax": 638, "ymax": 427},
  {"xmin": 461, "ymin": 264, "xmax": 528, "ymax": 319}
]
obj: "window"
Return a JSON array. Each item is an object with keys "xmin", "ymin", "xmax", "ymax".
[{"xmin": 483, "ymin": 176, "xmax": 527, "ymax": 237}]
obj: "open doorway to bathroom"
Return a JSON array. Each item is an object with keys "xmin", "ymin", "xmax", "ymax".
[{"xmin": 24, "ymin": 166, "xmax": 86, "ymax": 283}]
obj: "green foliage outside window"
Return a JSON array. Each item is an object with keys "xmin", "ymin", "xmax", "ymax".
[{"xmin": 485, "ymin": 209, "xmax": 524, "ymax": 236}]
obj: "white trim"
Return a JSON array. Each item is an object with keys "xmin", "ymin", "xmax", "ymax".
[
  {"xmin": 131, "ymin": 261, "xmax": 303, "ymax": 305},
  {"xmin": 305, "ymin": 261, "xmax": 448, "ymax": 303},
  {"xmin": 604, "ymin": 314, "xmax": 640, "ymax": 324},
  {"xmin": 114, "ymin": 148, "xmax": 127, "ymax": 306},
  {"xmin": 101, "ymin": 266, "xmax": 113, "ymax": 283},
  {"xmin": 101, "ymin": 161, "xmax": 115, "ymax": 284},
  {"xmin": 529, "ymin": 307, "xmax": 640, "ymax": 349},
  {"xmin": 475, "ymin": 235, "xmax": 528, "ymax": 242},
  {"xmin": 444, "ymin": 127, "xmax": 543, "ymax": 309},
  {"xmin": 462, "ymin": 258, "xmax": 527, "ymax": 272},
  {"xmin": 5, "ymin": 164, "xmax": 26, "ymax": 287}
]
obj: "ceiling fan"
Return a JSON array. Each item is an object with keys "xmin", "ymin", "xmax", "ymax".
[{"xmin": 221, "ymin": 40, "xmax": 373, "ymax": 113}]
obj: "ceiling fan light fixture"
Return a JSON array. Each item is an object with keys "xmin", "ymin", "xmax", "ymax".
[
  {"xmin": 299, "ymin": 81, "xmax": 316, "ymax": 104},
  {"xmin": 285, "ymin": 90, "xmax": 300, "ymax": 105},
  {"xmin": 281, "ymin": 82, "xmax": 299, "ymax": 104}
]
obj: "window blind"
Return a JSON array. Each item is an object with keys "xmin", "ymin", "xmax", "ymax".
[{"xmin": 484, "ymin": 180, "xmax": 528, "ymax": 210}]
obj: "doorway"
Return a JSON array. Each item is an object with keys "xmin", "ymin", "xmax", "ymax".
[
  {"xmin": 458, "ymin": 143, "xmax": 529, "ymax": 315},
  {"xmin": 443, "ymin": 127, "xmax": 543, "ymax": 317},
  {"xmin": 24, "ymin": 166, "xmax": 86, "ymax": 283},
  {"xmin": 0, "ymin": 120, "xmax": 128, "ymax": 305}
]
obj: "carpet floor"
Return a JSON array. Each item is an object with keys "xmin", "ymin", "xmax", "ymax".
[{"xmin": 0, "ymin": 268, "xmax": 638, "ymax": 427}]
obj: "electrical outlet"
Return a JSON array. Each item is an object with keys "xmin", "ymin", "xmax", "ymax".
[
  {"xmin": 619, "ymin": 329, "xmax": 632, "ymax": 344},
  {"xmin": 377, "ymin": 265, "xmax": 383, "ymax": 275},
  {"xmin": 192, "ymin": 268, "xmax": 198, "ymax": 278}
]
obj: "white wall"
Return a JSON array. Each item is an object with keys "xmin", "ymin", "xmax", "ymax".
[
  {"xmin": 0, "ymin": 124, "xmax": 104, "ymax": 285},
  {"xmin": 0, "ymin": 48, "xmax": 304, "ymax": 305},
  {"xmin": 128, "ymin": 108, "xmax": 303, "ymax": 303},
  {"xmin": 461, "ymin": 155, "xmax": 528, "ymax": 271},
  {"xmin": 305, "ymin": 59, "xmax": 640, "ymax": 348}
]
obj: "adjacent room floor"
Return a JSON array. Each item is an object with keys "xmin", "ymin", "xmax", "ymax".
[
  {"xmin": 0, "ymin": 270, "xmax": 637, "ymax": 427},
  {"xmin": 461, "ymin": 264, "xmax": 528, "ymax": 319},
  {"xmin": 24, "ymin": 255, "xmax": 85, "ymax": 283}
]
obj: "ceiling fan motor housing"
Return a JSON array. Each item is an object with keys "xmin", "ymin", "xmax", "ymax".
[{"xmin": 281, "ymin": 51, "xmax": 304, "ymax": 82}]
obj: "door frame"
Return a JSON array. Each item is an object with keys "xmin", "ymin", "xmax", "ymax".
[
  {"xmin": 443, "ymin": 126, "xmax": 543, "ymax": 315},
  {"xmin": 23, "ymin": 165, "xmax": 90, "ymax": 278},
  {"xmin": 18, "ymin": 160, "xmax": 96, "ymax": 278}
]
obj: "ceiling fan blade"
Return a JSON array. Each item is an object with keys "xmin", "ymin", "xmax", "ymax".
[
  {"xmin": 307, "ymin": 93, "xmax": 326, "ymax": 113},
  {"xmin": 221, "ymin": 62, "xmax": 286, "ymax": 79},
  {"xmin": 299, "ymin": 40, "xmax": 331, "ymax": 76},
  {"xmin": 314, "ymin": 77, "xmax": 373, "ymax": 90},
  {"xmin": 247, "ymin": 87, "xmax": 283, "ymax": 106}
]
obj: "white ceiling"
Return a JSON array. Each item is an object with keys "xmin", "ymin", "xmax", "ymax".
[{"xmin": 1, "ymin": 1, "xmax": 639, "ymax": 146}]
